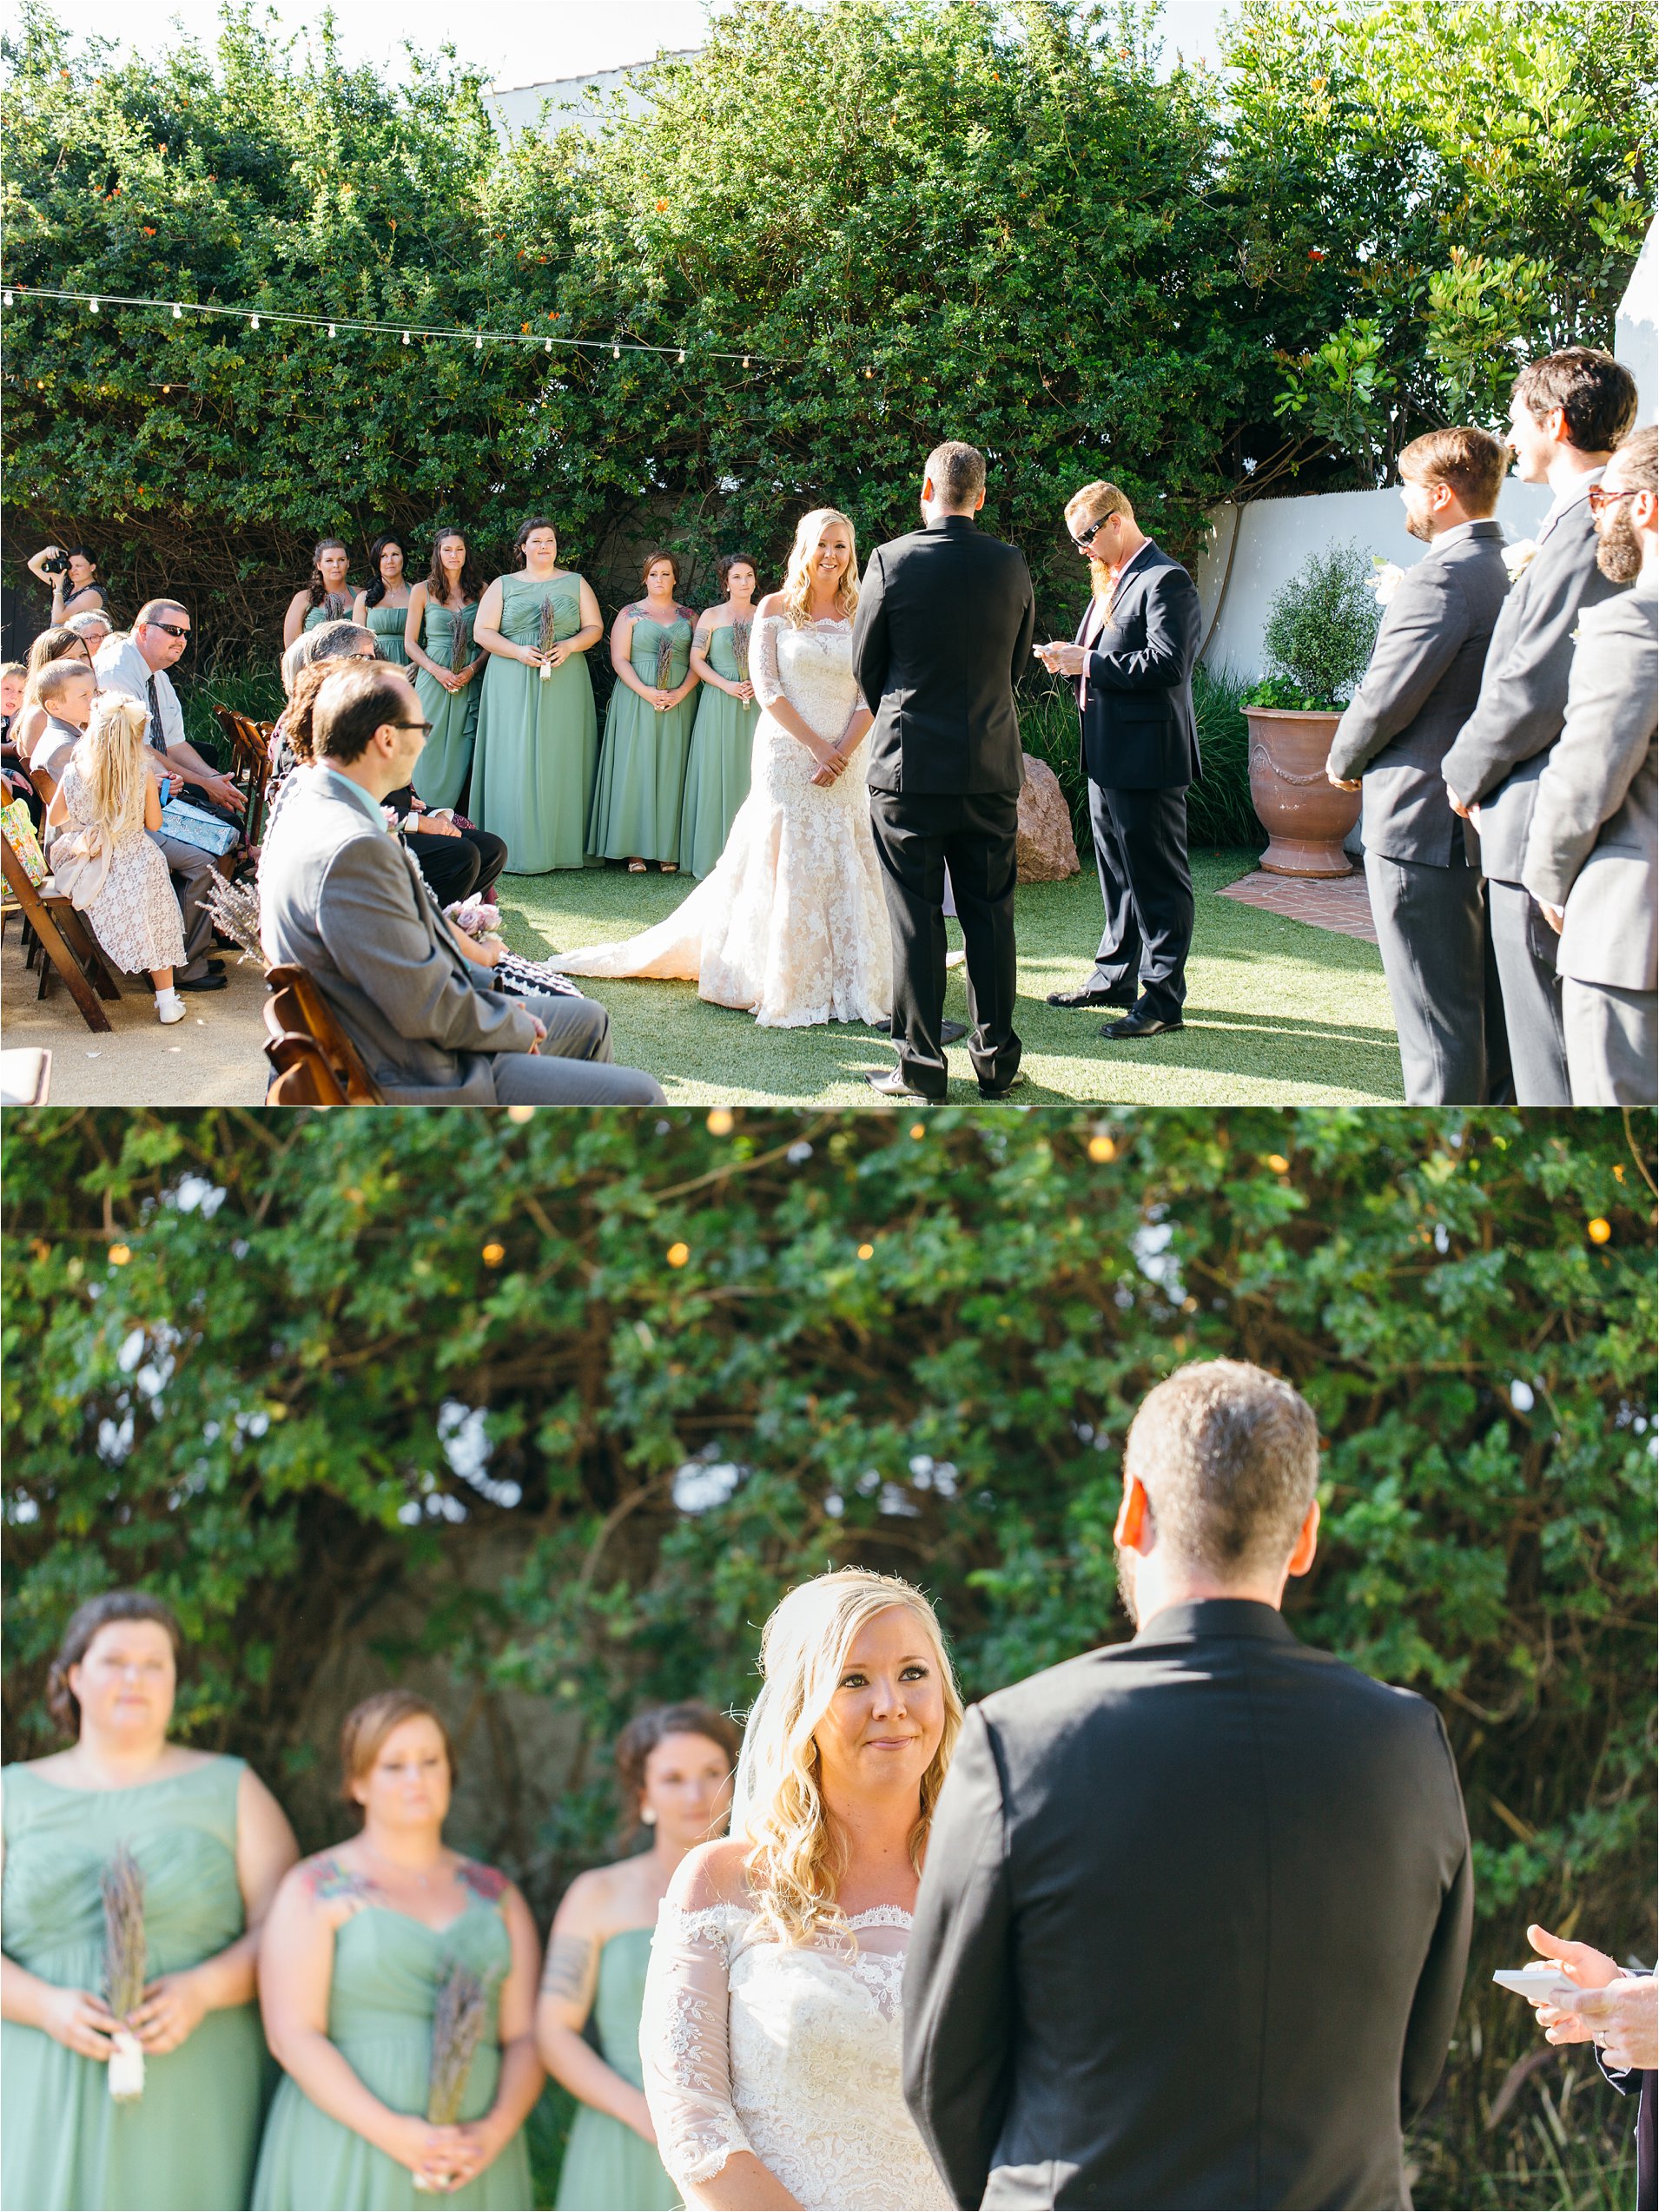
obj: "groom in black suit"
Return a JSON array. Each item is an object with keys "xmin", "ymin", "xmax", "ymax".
[
  {"xmin": 904, "ymin": 1358, "xmax": 1472, "ymax": 2211},
  {"xmin": 854, "ymin": 441, "xmax": 1036, "ymax": 1101}
]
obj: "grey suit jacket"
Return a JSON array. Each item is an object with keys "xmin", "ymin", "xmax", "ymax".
[
  {"xmin": 259, "ymin": 766, "xmax": 539, "ymax": 1102},
  {"xmin": 1441, "ymin": 484, "xmax": 1623, "ymax": 881},
  {"xmin": 1328, "ymin": 521, "xmax": 1510, "ymax": 865},
  {"xmin": 1522, "ymin": 583, "xmax": 1656, "ymax": 993}
]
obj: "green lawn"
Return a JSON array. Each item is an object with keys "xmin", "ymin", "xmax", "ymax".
[{"xmin": 491, "ymin": 850, "xmax": 1404, "ymax": 1106}]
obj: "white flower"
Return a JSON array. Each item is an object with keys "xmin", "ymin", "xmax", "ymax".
[
  {"xmin": 1503, "ymin": 538, "xmax": 1539, "ymax": 581},
  {"xmin": 1367, "ymin": 558, "xmax": 1406, "ymax": 606}
]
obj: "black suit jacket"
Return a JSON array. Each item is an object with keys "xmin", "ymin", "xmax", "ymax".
[
  {"xmin": 1073, "ymin": 540, "xmax": 1203, "ymax": 791},
  {"xmin": 903, "ymin": 1601, "xmax": 1473, "ymax": 2211},
  {"xmin": 854, "ymin": 515, "xmax": 1035, "ymax": 797}
]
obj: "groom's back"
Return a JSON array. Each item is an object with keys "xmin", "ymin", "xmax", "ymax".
[{"xmin": 908, "ymin": 1601, "xmax": 1471, "ymax": 2211}]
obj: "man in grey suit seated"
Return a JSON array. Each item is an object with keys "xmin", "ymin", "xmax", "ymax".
[
  {"xmin": 1441, "ymin": 347, "xmax": 1638, "ymax": 1103},
  {"xmin": 260, "ymin": 661, "xmax": 664, "ymax": 1105},
  {"xmin": 1523, "ymin": 425, "xmax": 1657, "ymax": 1106},
  {"xmin": 1327, "ymin": 426, "xmax": 1513, "ymax": 1105}
]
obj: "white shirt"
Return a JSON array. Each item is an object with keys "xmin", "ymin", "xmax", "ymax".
[{"xmin": 94, "ymin": 634, "xmax": 185, "ymax": 751}]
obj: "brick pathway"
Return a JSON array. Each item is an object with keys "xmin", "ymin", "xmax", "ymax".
[{"xmin": 1217, "ymin": 868, "xmax": 1378, "ymax": 944}]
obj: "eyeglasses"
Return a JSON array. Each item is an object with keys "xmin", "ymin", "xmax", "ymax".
[
  {"xmin": 1069, "ymin": 518, "xmax": 1108, "ymax": 551},
  {"xmin": 1587, "ymin": 485, "xmax": 1642, "ymax": 514},
  {"xmin": 148, "ymin": 621, "xmax": 191, "ymax": 640},
  {"xmin": 391, "ymin": 719, "xmax": 433, "ymax": 736}
]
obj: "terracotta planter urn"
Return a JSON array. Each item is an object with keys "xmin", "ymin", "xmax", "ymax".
[{"xmin": 1244, "ymin": 706, "xmax": 1360, "ymax": 877}]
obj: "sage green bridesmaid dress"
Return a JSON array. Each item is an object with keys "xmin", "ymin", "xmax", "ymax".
[
  {"xmin": 1, "ymin": 1757, "xmax": 268, "ymax": 2212},
  {"xmin": 472, "ymin": 574, "xmax": 598, "ymax": 874},
  {"xmin": 303, "ymin": 598, "xmax": 354, "ymax": 634},
  {"xmin": 251, "ymin": 1894, "xmax": 532, "ymax": 2212},
  {"xmin": 587, "ymin": 613, "xmax": 697, "ymax": 868},
  {"xmin": 412, "ymin": 601, "xmax": 479, "ymax": 813},
  {"xmin": 678, "ymin": 624, "xmax": 760, "ymax": 879},
  {"xmin": 553, "ymin": 1930, "xmax": 676, "ymax": 2211},
  {"xmin": 362, "ymin": 602, "xmax": 413, "ymax": 667}
]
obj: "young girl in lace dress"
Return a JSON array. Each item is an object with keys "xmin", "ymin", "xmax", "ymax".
[
  {"xmin": 638, "ymin": 1571, "xmax": 960, "ymax": 2212},
  {"xmin": 46, "ymin": 693, "xmax": 188, "ymax": 1023}
]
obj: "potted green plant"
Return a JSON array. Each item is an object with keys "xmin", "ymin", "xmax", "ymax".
[{"xmin": 1243, "ymin": 544, "xmax": 1380, "ymax": 875}]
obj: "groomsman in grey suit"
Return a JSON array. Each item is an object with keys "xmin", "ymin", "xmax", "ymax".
[
  {"xmin": 1327, "ymin": 426, "xmax": 1512, "ymax": 1104},
  {"xmin": 1523, "ymin": 426, "xmax": 1658, "ymax": 1106},
  {"xmin": 1441, "ymin": 347, "xmax": 1638, "ymax": 1103},
  {"xmin": 260, "ymin": 663, "xmax": 664, "ymax": 1105}
]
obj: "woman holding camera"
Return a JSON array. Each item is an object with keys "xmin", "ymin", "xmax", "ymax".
[{"xmin": 28, "ymin": 545, "xmax": 108, "ymax": 628}]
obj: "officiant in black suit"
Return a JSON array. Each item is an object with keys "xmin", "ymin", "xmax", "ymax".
[
  {"xmin": 1037, "ymin": 483, "xmax": 1202, "ymax": 1039},
  {"xmin": 903, "ymin": 1358, "xmax": 1473, "ymax": 2212},
  {"xmin": 854, "ymin": 440, "xmax": 1036, "ymax": 1103}
]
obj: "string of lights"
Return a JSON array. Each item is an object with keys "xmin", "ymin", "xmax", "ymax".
[{"xmin": 0, "ymin": 284, "xmax": 787, "ymax": 369}]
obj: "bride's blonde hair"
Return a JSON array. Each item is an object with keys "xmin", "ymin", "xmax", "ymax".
[
  {"xmin": 731, "ymin": 1568, "xmax": 962, "ymax": 1947},
  {"xmin": 779, "ymin": 508, "xmax": 859, "ymax": 629},
  {"xmin": 80, "ymin": 695, "xmax": 151, "ymax": 841}
]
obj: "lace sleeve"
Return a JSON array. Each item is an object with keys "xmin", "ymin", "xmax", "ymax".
[
  {"xmin": 639, "ymin": 1900, "xmax": 755, "ymax": 2191},
  {"xmin": 749, "ymin": 615, "xmax": 787, "ymax": 711}
]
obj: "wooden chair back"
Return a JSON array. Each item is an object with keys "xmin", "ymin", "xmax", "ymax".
[
  {"xmin": 263, "ymin": 1033, "xmax": 350, "ymax": 1105},
  {"xmin": 261, "ymin": 963, "xmax": 384, "ymax": 1104},
  {"xmin": 0, "ymin": 823, "xmax": 118, "ymax": 1031}
]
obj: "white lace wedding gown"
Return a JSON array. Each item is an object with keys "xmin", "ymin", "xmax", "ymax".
[
  {"xmin": 639, "ymin": 1899, "xmax": 952, "ymax": 2212},
  {"xmin": 557, "ymin": 615, "xmax": 893, "ymax": 1027}
]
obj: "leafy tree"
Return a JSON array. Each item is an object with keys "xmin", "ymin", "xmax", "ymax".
[
  {"xmin": 3, "ymin": 1106, "xmax": 1654, "ymax": 2209},
  {"xmin": 1247, "ymin": 541, "xmax": 1381, "ymax": 709}
]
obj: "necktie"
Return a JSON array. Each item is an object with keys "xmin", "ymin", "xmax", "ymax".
[{"xmin": 146, "ymin": 674, "xmax": 167, "ymax": 751}]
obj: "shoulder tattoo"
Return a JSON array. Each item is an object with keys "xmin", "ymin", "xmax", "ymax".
[
  {"xmin": 457, "ymin": 1859, "xmax": 510, "ymax": 1904},
  {"xmin": 540, "ymin": 1931, "xmax": 595, "ymax": 2000},
  {"xmin": 301, "ymin": 1852, "xmax": 380, "ymax": 1908}
]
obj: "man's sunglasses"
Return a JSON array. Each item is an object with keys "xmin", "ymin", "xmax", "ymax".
[
  {"xmin": 1069, "ymin": 518, "xmax": 1109, "ymax": 551},
  {"xmin": 149, "ymin": 621, "xmax": 191, "ymax": 640}
]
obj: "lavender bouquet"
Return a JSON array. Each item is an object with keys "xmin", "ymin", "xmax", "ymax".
[
  {"xmin": 654, "ymin": 633, "xmax": 674, "ymax": 693},
  {"xmin": 731, "ymin": 619, "xmax": 751, "ymax": 688},
  {"xmin": 536, "ymin": 596, "xmax": 557, "ymax": 681},
  {"xmin": 413, "ymin": 1960, "xmax": 497, "ymax": 2189},
  {"xmin": 102, "ymin": 1846, "xmax": 148, "ymax": 2103},
  {"xmin": 450, "ymin": 607, "xmax": 472, "ymax": 676}
]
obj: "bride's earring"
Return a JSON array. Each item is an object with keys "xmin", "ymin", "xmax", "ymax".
[{"xmin": 642, "ymin": 1806, "xmax": 658, "ymax": 1826}]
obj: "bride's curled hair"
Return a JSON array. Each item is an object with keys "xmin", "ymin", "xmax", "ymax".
[
  {"xmin": 779, "ymin": 508, "xmax": 859, "ymax": 629},
  {"xmin": 732, "ymin": 1568, "xmax": 962, "ymax": 1948}
]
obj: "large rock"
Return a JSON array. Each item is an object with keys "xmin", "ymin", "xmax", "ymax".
[{"xmin": 1016, "ymin": 753, "xmax": 1081, "ymax": 881}]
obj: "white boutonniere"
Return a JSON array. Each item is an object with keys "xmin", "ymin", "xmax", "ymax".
[
  {"xmin": 1502, "ymin": 538, "xmax": 1539, "ymax": 582},
  {"xmin": 1368, "ymin": 558, "xmax": 1406, "ymax": 607}
]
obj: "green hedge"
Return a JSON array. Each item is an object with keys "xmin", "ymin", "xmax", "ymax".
[{"xmin": 3, "ymin": 1107, "xmax": 1653, "ymax": 2209}]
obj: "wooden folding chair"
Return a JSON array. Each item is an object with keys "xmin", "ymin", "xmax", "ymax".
[
  {"xmin": 261, "ymin": 963, "xmax": 385, "ymax": 1104},
  {"xmin": 0, "ymin": 829, "xmax": 121, "ymax": 1031},
  {"xmin": 263, "ymin": 1032, "xmax": 349, "ymax": 1104}
]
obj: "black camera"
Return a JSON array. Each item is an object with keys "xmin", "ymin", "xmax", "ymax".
[{"xmin": 39, "ymin": 551, "xmax": 70, "ymax": 576}]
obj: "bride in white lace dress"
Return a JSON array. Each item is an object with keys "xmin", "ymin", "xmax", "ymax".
[
  {"xmin": 638, "ymin": 1570, "xmax": 959, "ymax": 2211},
  {"xmin": 556, "ymin": 510, "xmax": 892, "ymax": 1027}
]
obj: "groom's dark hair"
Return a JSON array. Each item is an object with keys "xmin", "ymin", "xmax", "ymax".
[
  {"xmin": 924, "ymin": 440, "xmax": 986, "ymax": 509},
  {"xmin": 1126, "ymin": 1359, "xmax": 1319, "ymax": 1577}
]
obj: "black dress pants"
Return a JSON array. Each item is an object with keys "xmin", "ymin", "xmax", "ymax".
[
  {"xmin": 1087, "ymin": 780, "xmax": 1193, "ymax": 1022},
  {"xmin": 868, "ymin": 788, "xmax": 1021, "ymax": 1099},
  {"xmin": 406, "ymin": 825, "xmax": 509, "ymax": 908}
]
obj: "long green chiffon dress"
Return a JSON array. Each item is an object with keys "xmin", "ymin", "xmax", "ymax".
[
  {"xmin": 411, "ymin": 601, "xmax": 480, "ymax": 813},
  {"xmin": 587, "ymin": 613, "xmax": 697, "ymax": 868},
  {"xmin": 251, "ymin": 1893, "xmax": 532, "ymax": 2212},
  {"xmin": 1, "ymin": 1757, "xmax": 268, "ymax": 2212},
  {"xmin": 472, "ymin": 574, "xmax": 598, "ymax": 874},
  {"xmin": 361, "ymin": 602, "xmax": 413, "ymax": 668},
  {"xmin": 678, "ymin": 624, "xmax": 760, "ymax": 879},
  {"xmin": 553, "ymin": 1930, "xmax": 677, "ymax": 2212}
]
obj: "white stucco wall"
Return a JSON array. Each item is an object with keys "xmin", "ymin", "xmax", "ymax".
[
  {"xmin": 487, "ymin": 52, "xmax": 701, "ymax": 141},
  {"xmin": 1193, "ymin": 480, "xmax": 1556, "ymax": 681},
  {"xmin": 1616, "ymin": 209, "xmax": 1658, "ymax": 427}
]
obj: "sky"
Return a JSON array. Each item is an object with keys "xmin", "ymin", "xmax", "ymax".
[{"xmin": 52, "ymin": 0, "xmax": 1236, "ymax": 91}]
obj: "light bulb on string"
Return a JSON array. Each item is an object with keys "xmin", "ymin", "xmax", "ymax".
[
  {"xmin": 327, "ymin": 322, "xmax": 336, "ymax": 337},
  {"xmin": 172, "ymin": 303, "xmax": 182, "ymax": 318},
  {"xmin": 474, "ymin": 334, "xmax": 483, "ymax": 349},
  {"xmin": 2, "ymin": 291, "xmax": 12, "ymax": 307},
  {"xmin": 677, "ymin": 347, "xmax": 685, "ymax": 363},
  {"xmin": 742, "ymin": 355, "xmax": 750, "ymax": 368},
  {"xmin": 89, "ymin": 297, "xmax": 99, "ymax": 313},
  {"xmin": 544, "ymin": 339, "xmax": 552, "ymax": 352},
  {"xmin": 612, "ymin": 343, "xmax": 620, "ymax": 359},
  {"xmin": 250, "ymin": 313, "xmax": 260, "ymax": 329},
  {"xmin": 402, "ymin": 331, "xmax": 410, "ymax": 344}
]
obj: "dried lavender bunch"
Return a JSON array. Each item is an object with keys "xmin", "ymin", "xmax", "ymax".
[
  {"xmin": 654, "ymin": 633, "xmax": 674, "ymax": 691},
  {"xmin": 323, "ymin": 591, "xmax": 353, "ymax": 623},
  {"xmin": 203, "ymin": 874, "xmax": 263, "ymax": 961},
  {"xmin": 102, "ymin": 1845, "xmax": 148, "ymax": 2103},
  {"xmin": 449, "ymin": 605, "xmax": 472, "ymax": 676},
  {"xmin": 536, "ymin": 595, "xmax": 557, "ymax": 680},
  {"xmin": 426, "ymin": 1961, "xmax": 492, "ymax": 2126},
  {"xmin": 730, "ymin": 619, "xmax": 751, "ymax": 685}
]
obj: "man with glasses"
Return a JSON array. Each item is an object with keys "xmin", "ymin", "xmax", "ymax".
[
  {"xmin": 1441, "ymin": 347, "xmax": 1638, "ymax": 1102},
  {"xmin": 95, "ymin": 598, "xmax": 239, "ymax": 992}
]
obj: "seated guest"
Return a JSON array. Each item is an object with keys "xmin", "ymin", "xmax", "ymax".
[
  {"xmin": 259, "ymin": 663, "xmax": 665, "ymax": 1103},
  {"xmin": 1325, "ymin": 426, "xmax": 1512, "ymax": 1104},
  {"xmin": 1, "ymin": 661, "xmax": 36, "ymax": 819},
  {"xmin": 26, "ymin": 542, "xmax": 107, "ymax": 626},
  {"xmin": 64, "ymin": 607, "xmax": 115, "ymax": 658},
  {"xmin": 1522, "ymin": 424, "xmax": 1657, "ymax": 1106},
  {"xmin": 12, "ymin": 625, "xmax": 94, "ymax": 766},
  {"xmin": 29, "ymin": 658, "xmax": 99, "ymax": 792},
  {"xmin": 45, "ymin": 695, "xmax": 192, "ymax": 1024}
]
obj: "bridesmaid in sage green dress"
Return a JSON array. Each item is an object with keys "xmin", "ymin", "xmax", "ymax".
[
  {"xmin": 680, "ymin": 552, "xmax": 763, "ymax": 879},
  {"xmin": 353, "ymin": 535, "xmax": 413, "ymax": 670},
  {"xmin": 282, "ymin": 538, "xmax": 356, "ymax": 652},
  {"xmin": 537, "ymin": 1703, "xmax": 740, "ymax": 2212},
  {"xmin": 404, "ymin": 527, "xmax": 487, "ymax": 814},
  {"xmin": 587, "ymin": 551, "xmax": 701, "ymax": 873},
  {"xmin": 471, "ymin": 517, "xmax": 605, "ymax": 873},
  {"xmin": 253, "ymin": 1692, "xmax": 542, "ymax": 2212},
  {"xmin": 1, "ymin": 1591, "xmax": 300, "ymax": 2212}
]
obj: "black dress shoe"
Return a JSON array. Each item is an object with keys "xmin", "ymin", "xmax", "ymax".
[
  {"xmin": 176, "ymin": 970, "xmax": 228, "ymax": 993},
  {"xmin": 977, "ymin": 1072, "xmax": 1027, "ymax": 1100},
  {"xmin": 1048, "ymin": 981, "xmax": 1136, "ymax": 1009},
  {"xmin": 940, "ymin": 1020, "xmax": 968, "ymax": 1045},
  {"xmin": 866, "ymin": 1069, "xmax": 944, "ymax": 1104},
  {"xmin": 1100, "ymin": 1009, "xmax": 1182, "ymax": 1040}
]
